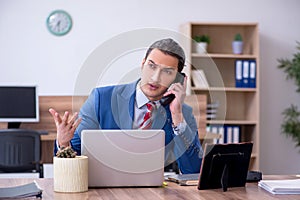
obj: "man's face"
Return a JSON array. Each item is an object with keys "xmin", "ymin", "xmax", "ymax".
[{"xmin": 140, "ymin": 48, "xmax": 179, "ymax": 101}]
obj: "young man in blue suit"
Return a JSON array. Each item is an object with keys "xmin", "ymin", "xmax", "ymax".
[{"xmin": 49, "ymin": 38, "xmax": 203, "ymax": 174}]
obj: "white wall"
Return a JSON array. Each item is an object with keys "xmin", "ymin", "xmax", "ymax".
[{"xmin": 1, "ymin": 0, "xmax": 300, "ymax": 174}]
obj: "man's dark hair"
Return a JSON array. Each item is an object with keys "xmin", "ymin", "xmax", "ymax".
[{"xmin": 144, "ymin": 38, "xmax": 185, "ymax": 72}]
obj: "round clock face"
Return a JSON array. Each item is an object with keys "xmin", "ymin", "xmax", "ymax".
[{"xmin": 46, "ymin": 10, "xmax": 72, "ymax": 36}]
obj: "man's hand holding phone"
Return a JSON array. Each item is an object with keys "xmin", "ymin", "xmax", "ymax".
[{"xmin": 162, "ymin": 73, "xmax": 187, "ymax": 126}]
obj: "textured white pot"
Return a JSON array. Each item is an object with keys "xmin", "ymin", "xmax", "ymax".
[
  {"xmin": 54, "ymin": 156, "xmax": 88, "ymax": 193},
  {"xmin": 232, "ymin": 41, "xmax": 243, "ymax": 54},
  {"xmin": 193, "ymin": 42, "xmax": 208, "ymax": 54}
]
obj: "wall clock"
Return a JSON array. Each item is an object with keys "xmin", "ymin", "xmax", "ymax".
[{"xmin": 46, "ymin": 10, "xmax": 72, "ymax": 36}]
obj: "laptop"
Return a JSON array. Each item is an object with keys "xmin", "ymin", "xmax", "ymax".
[{"xmin": 81, "ymin": 129, "xmax": 165, "ymax": 187}]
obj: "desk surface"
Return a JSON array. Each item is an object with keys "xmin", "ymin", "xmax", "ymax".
[{"xmin": 1, "ymin": 175, "xmax": 299, "ymax": 200}]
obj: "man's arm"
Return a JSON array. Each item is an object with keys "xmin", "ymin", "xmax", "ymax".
[
  {"xmin": 172, "ymin": 105, "xmax": 203, "ymax": 174},
  {"xmin": 164, "ymin": 76, "xmax": 203, "ymax": 173},
  {"xmin": 53, "ymin": 89, "xmax": 100, "ymax": 155}
]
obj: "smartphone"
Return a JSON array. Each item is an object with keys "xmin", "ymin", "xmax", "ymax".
[{"xmin": 160, "ymin": 72, "xmax": 186, "ymax": 106}]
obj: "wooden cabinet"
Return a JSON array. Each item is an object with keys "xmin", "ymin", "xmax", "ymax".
[{"xmin": 181, "ymin": 22, "xmax": 260, "ymax": 170}]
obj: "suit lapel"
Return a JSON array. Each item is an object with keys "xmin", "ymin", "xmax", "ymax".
[
  {"xmin": 110, "ymin": 80, "xmax": 169, "ymax": 130},
  {"xmin": 111, "ymin": 81, "xmax": 137, "ymax": 129}
]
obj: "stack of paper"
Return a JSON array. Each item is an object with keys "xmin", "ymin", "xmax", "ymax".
[
  {"xmin": 0, "ymin": 181, "xmax": 43, "ymax": 199},
  {"xmin": 258, "ymin": 179, "xmax": 300, "ymax": 194}
]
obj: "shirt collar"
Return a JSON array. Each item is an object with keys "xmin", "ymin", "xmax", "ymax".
[
  {"xmin": 136, "ymin": 81, "xmax": 160, "ymax": 108},
  {"xmin": 136, "ymin": 81, "xmax": 150, "ymax": 109}
]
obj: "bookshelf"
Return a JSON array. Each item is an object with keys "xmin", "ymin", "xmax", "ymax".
[{"xmin": 181, "ymin": 22, "xmax": 260, "ymax": 170}]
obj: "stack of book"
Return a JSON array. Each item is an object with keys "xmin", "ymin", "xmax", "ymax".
[{"xmin": 166, "ymin": 173, "xmax": 200, "ymax": 186}]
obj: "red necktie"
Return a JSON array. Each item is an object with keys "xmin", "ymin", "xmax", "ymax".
[{"xmin": 139, "ymin": 102, "xmax": 155, "ymax": 129}]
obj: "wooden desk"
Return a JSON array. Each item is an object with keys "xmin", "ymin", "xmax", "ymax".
[{"xmin": 1, "ymin": 175, "xmax": 299, "ymax": 200}]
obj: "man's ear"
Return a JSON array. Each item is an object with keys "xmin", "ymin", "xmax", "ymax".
[{"xmin": 141, "ymin": 58, "xmax": 146, "ymax": 69}]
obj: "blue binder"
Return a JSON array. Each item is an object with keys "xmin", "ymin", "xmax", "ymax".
[
  {"xmin": 235, "ymin": 60, "xmax": 243, "ymax": 88},
  {"xmin": 232, "ymin": 126, "xmax": 240, "ymax": 143},
  {"xmin": 226, "ymin": 126, "xmax": 233, "ymax": 143},
  {"xmin": 218, "ymin": 126, "xmax": 225, "ymax": 144},
  {"xmin": 223, "ymin": 125, "xmax": 240, "ymax": 143},
  {"xmin": 242, "ymin": 60, "xmax": 250, "ymax": 88},
  {"xmin": 223, "ymin": 125, "xmax": 228, "ymax": 144},
  {"xmin": 249, "ymin": 60, "xmax": 256, "ymax": 88}
]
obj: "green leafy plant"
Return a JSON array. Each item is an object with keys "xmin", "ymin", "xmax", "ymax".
[
  {"xmin": 193, "ymin": 35, "xmax": 210, "ymax": 44},
  {"xmin": 56, "ymin": 146, "xmax": 77, "ymax": 158},
  {"xmin": 278, "ymin": 41, "xmax": 300, "ymax": 148},
  {"xmin": 278, "ymin": 42, "xmax": 300, "ymax": 92},
  {"xmin": 281, "ymin": 105, "xmax": 300, "ymax": 147},
  {"xmin": 234, "ymin": 33, "xmax": 243, "ymax": 41}
]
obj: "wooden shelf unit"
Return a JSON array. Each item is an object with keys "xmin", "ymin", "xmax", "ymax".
[{"xmin": 181, "ymin": 22, "xmax": 260, "ymax": 170}]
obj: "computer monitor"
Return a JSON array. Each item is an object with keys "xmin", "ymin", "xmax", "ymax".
[
  {"xmin": 198, "ymin": 142, "xmax": 253, "ymax": 192},
  {"xmin": 0, "ymin": 85, "xmax": 39, "ymax": 128}
]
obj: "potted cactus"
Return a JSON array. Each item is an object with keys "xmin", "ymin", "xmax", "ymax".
[
  {"xmin": 193, "ymin": 35, "xmax": 210, "ymax": 54},
  {"xmin": 232, "ymin": 33, "xmax": 243, "ymax": 54},
  {"xmin": 54, "ymin": 146, "xmax": 88, "ymax": 193}
]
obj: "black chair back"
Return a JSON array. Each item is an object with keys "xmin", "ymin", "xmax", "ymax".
[{"xmin": 0, "ymin": 129, "xmax": 43, "ymax": 178}]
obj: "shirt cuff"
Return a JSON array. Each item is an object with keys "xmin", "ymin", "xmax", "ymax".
[
  {"xmin": 56, "ymin": 140, "xmax": 71, "ymax": 151},
  {"xmin": 56, "ymin": 140, "xmax": 61, "ymax": 151},
  {"xmin": 172, "ymin": 119, "xmax": 187, "ymax": 135}
]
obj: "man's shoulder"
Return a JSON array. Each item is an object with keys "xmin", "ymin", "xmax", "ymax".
[
  {"xmin": 93, "ymin": 80, "xmax": 138, "ymax": 96},
  {"xmin": 94, "ymin": 84, "xmax": 116, "ymax": 93}
]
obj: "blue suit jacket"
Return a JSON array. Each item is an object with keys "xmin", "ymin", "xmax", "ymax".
[{"xmin": 54, "ymin": 80, "xmax": 203, "ymax": 174}]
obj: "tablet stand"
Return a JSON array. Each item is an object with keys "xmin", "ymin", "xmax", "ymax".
[
  {"xmin": 212, "ymin": 152, "xmax": 245, "ymax": 192},
  {"xmin": 221, "ymin": 164, "xmax": 229, "ymax": 192}
]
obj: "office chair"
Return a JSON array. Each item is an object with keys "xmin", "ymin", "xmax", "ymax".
[
  {"xmin": 164, "ymin": 161, "xmax": 179, "ymax": 174},
  {"xmin": 0, "ymin": 129, "xmax": 43, "ymax": 178}
]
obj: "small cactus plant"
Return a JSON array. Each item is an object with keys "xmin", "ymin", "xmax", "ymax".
[
  {"xmin": 234, "ymin": 33, "xmax": 243, "ymax": 41},
  {"xmin": 56, "ymin": 146, "xmax": 77, "ymax": 158}
]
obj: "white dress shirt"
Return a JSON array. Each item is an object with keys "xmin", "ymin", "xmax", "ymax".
[{"xmin": 133, "ymin": 81, "xmax": 186, "ymax": 134}]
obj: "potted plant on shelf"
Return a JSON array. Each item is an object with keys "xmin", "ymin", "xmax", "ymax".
[
  {"xmin": 277, "ymin": 41, "xmax": 300, "ymax": 149},
  {"xmin": 193, "ymin": 35, "xmax": 210, "ymax": 54},
  {"xmin": 54, "ymin": 146, "xmax": 88, "ymax": 193},
  {"xmin": 232, "ymin": 33, "xmax": 243, "ymax": 54}
]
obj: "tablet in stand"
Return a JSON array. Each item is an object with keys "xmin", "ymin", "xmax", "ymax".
[{"xmin": 198, "ymin": 142, "xmax": 253, "ymax": 192}]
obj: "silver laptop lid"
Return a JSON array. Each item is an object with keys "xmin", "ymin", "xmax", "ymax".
[{"xmin": 81, "ymin": 129, "xmax": 165, "ymax": 187}]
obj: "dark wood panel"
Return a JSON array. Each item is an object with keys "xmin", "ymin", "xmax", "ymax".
[
  {"xmin": 41, "ymin": 140, "xmax": 54, "ymax": 163},
  {"xmin": 21, "ymin": 96, "xmax": 87, "ymax": 133}
]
